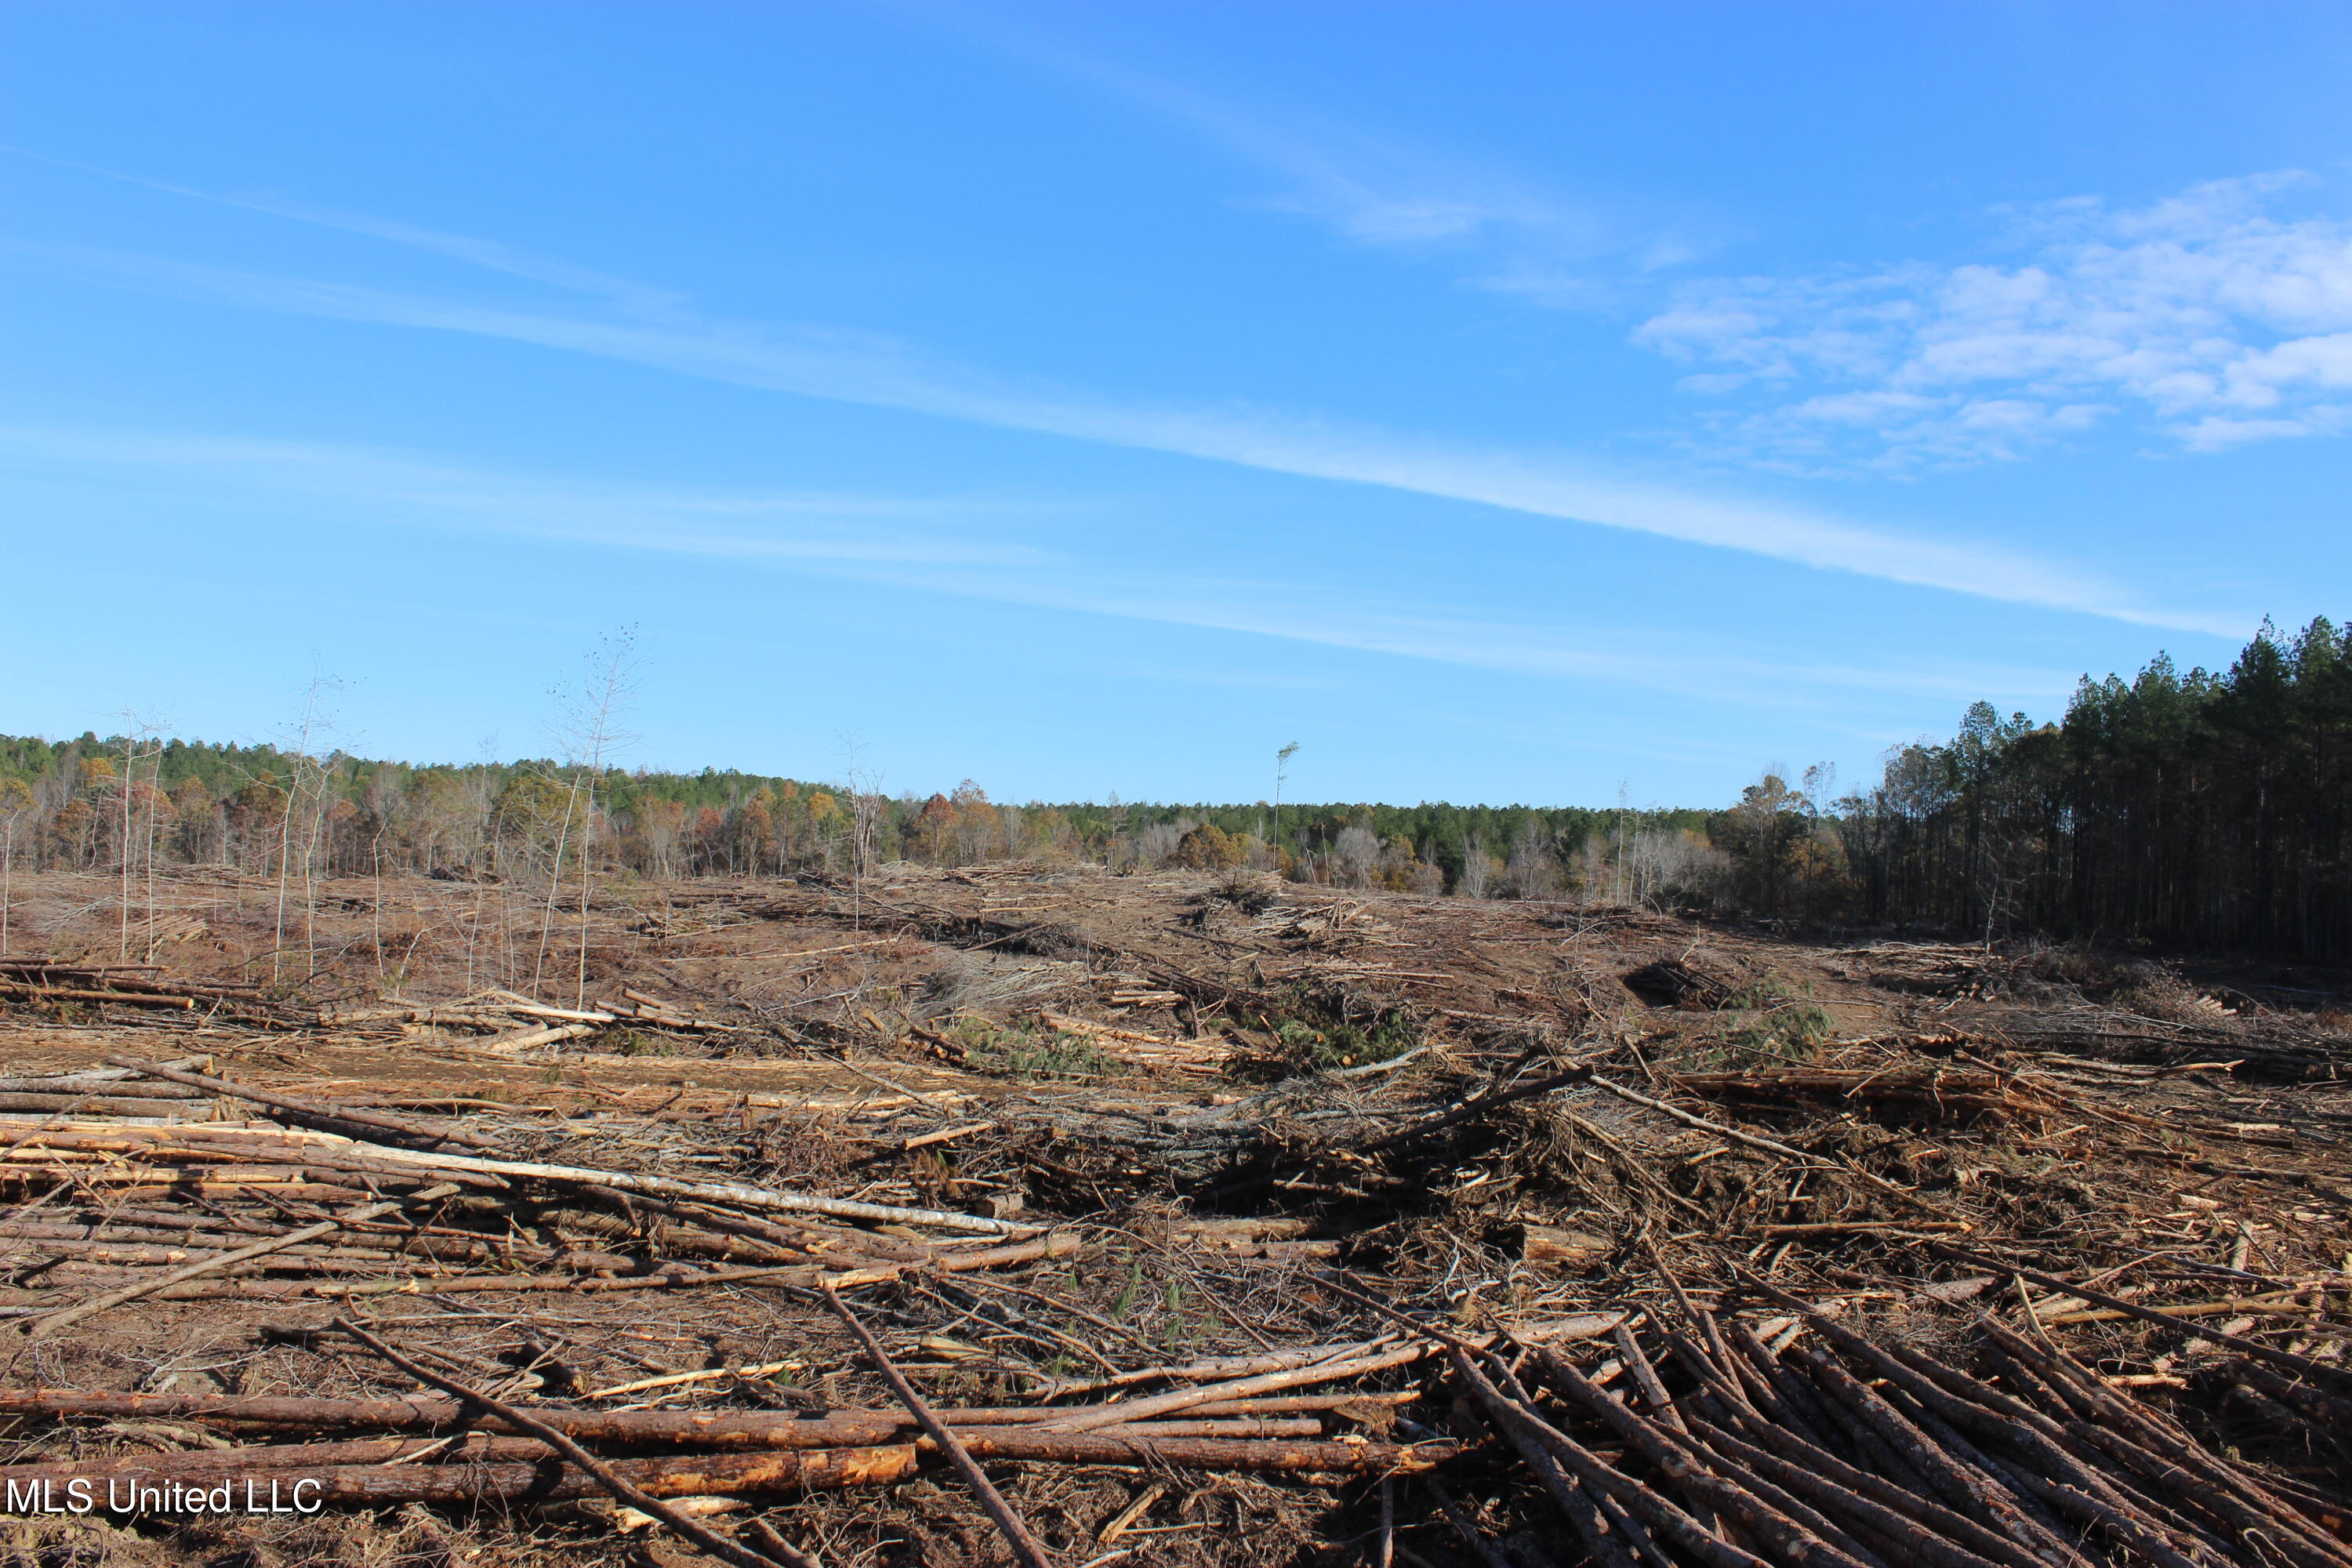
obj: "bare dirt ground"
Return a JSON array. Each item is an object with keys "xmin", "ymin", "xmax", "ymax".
[{"xmin": 0, "ymin": 864, "xmax": 2346, "ymax": 1568}]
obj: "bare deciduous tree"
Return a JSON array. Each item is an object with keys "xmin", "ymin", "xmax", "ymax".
[
  {"xmin": 270, "ymin": 676, "xmax": 342, "ymax": 985},
  {"xmin": 0, "ymin": 777, "xmax": 31, "ymax": 956},
  {"xmin": 838, "ymin": 734, "xmax": 884, "ymax": 933},
  {"xmin": 1333, "ymin": 825, "xmax": 1381, "ymax": 888},
  {"xmin": 1457, "ymin": 832, "xmax": 1495, "ymax": 898},
  {"xmin": 565, "ymin": 630, "xmax": 637, "ymax": 1007}
]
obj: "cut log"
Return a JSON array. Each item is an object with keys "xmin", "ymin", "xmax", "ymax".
[
  {"xmin": 1516, "ymin": 1225, "xmax": 1613, "ymax": 1268},
  {"xmin": 100, "ymin": 1057, "xmax": 493, "ymax": 1152},
  {"xmin": 0, "ymin": 1094, "xmax": 212, "ymax": 1118},
  {"xmin": 0, "ymin": 982, "xmax": 194, "ymax": 1009}
]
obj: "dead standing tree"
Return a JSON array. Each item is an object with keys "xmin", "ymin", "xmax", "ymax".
[
  {"xmin": 112, "ymin": 717, "xmax": 166, "ymax": 964},
  {"xmin": 526, "ymin": 631, "xmax": 637, "ymax": 1006},
  {"xmin": 0, "ymin": 778, "xmax": 30, "ymax": 956},
  {"xmin": 568, "ymin": 630, "xmax": 637, "ymax": 1010},
  {"xmin": 838, "ymin": 734, "xmax": 884, "ymax": 935},
  {"xmin": 270, "ymin": 676, "xmax": 343, "ymax": 985},
  {"xmin": 528, "ymin": 773, "xmax": 583, "ymax": 1003}
]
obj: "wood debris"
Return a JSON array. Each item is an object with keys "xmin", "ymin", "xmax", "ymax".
[{"xmin": 0, "ymin": 862, "xmax": 2345, "ymax": 1566}]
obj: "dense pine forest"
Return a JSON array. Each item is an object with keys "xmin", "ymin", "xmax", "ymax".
[
  {"xmin": 1831, "ymin": 615, "xmax": 2352, "ymax": 959},
  {"xmin": 3, "ymin": 616, "xmax": 2345, "ymax": 956}
]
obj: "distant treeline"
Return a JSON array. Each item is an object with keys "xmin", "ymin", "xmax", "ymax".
[
  {"xmin": 6, "ymin": 615, "xmax": 2339, "ymax": 954},
  {"xmin": 0, "ymin": 731, "xmax": 1713, "ymax": 902}
]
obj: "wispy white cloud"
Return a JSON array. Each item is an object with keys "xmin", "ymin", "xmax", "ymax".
[
  {"xmin": 891, "ymin": 13, "xmax": 1704, "ymax": 303},
  {"xmin": 0, "ymin": 420, "xmax": 2076, "ymax": 718},
  {"xmin": 0, "ymin": 143, "xmax": 689, "ymax": 316},
  {"xmin": 1638, "ymin": 172, "xmax": 2352, "ymax": 469},
  {"xmin": 10, "ymin": 216, "xmax": 2228, "ymax": 633},
  {"xmin": 1181, "ymin": 105, "xmax": 1597, "ymax": 258},
  {"xmin": 0, "ymin": 423, "xmax": 1044, "ymax": 568}
]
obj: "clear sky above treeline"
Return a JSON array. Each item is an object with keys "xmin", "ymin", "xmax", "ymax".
[{"xmin": 5, "ymin": 4, "xmax": 2349, "ymax": 807}]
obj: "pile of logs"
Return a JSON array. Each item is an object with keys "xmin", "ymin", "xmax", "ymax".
[
  {"xmin": 0, "ymin": 958, "xmax": 278, "ymax": 1017},
  {"xmin": 0, "ymin": 1359, "xmax": 1452, "ymax": 1510},
  {"xmin": 0, "ymin": 1052, "xmax": 1068, "ymax": 1341},
  {"xmin": 1385, "ymin": 1277, "xmax": 2350, "ymax": 1568},
  {"xmin": 1034, "ymin": 1011, "xmax": 1233, "ymax": 1076},
  {"xmin": 0, "ymin": 1054, "xmax": 220, "ymax": 1121},
  {"xmin": 322, "ymin": 985, "xmax": 735, "ymax": 1053}
]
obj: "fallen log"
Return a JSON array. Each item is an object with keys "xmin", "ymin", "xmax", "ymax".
[
  {"xmin": 332, "ymin": 1316, "xmax": 812, "ymax": 1568},
  {"xmin": 1036, "ymin": 1011, "xmax": 1229, "ymax": 1056},
  {"xmin": 827, "ymin": 1229, "xmax": 1080, "ymax": 1287},
  {"xmin": 0, "ymin": 1150, "xmax": 507, "ymax": 1196},
  {"xmin": 0, "ymin": 1180, "xmax": 381, "ymax": 1204},
  {"xmin": 494, "ymin": 1002, "xmax": 619, "ymax": 1024},
  {"xmin": 567, "ymin": 1186, "xmax": 914, "ymax": 1264},
  {"xmin": 0, "ymin": 1419, "xmax": 1336, "ymax": 1485},
  {"xmin": 121, "ymin": 1259, "xmax": 817, "ymax": 1301},
  {"xmin": 100, "ymin": 1058, "xmax": 495, "ymax": 1152},
  {"xmin": 0, "ymin": 1433, "xmax": 1446, "ymax": 1507},
  {"xmin": 1038, "ymin": 1342, "xmax": 1430, "ymax": 1433},
  {"xmin": 45, "ymin": 975, "xmax": 263, "ymax": 1002},
  {"xmin": 821, "ymin": 1286, "xmax": 1055, "ymax": 1568},
  {"xmin": 0, "ymin": 1390, "xmax": 1397, "ymax": 1443},
  {"xmin": 0, "ymin": 1123, "xmax": 1019, "ymax": 1238},
  {"xmin": 0, "ymin": 983, "xmax": 194, "ymax": 1009},
  {"xmin": 0, "ymin": 1129, "xmax": 507, "ymax": 1189},
  {"xmin": 0, "ymin": 1236, "xmax": 402, "ymax": 1268},
  {"xmin": 18, "ymin": 1182, "xmax": 461, "ymax": 1339},
  {"xmin": 0, "ymin": 1435, "xmax": 558, "ymax": 1479},
  {"xmin": 257, "ymin": 1444, "xmax": 917, "ymax": 1506},
  {"xmin": 0, "ymin": 1094, "xmax": 212, "ymax": 1118},
  {"xmin": 942, "ymin": 1429, "xmax": 1459, "ymax": 1472},
  {"xmin": 85, "ymin": 1234, "xmax": 1076, "ymax": 1302},
  {"xmin": 332, "ymin": 1142, "xmax": 1037, "ymax": 1236},
  {"xmin": 0, "ymin": 1076, "xmax": 208, "ymax": 1098},
  {"xmin": 472, "ymin": 1022, "xmax": 599, "ymax": 1054}
]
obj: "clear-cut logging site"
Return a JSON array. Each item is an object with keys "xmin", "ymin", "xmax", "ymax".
[{"xmin": 0, "ymin": 862, "xmax": 2345, "ymax": 1568}]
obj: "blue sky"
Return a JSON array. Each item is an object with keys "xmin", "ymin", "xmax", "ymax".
[{"xmin": 5, "ymin": 3, "xmax": 2350, "ymax": 808}]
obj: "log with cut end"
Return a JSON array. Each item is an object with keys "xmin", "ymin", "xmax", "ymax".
[
  {"xmin": 1515, "ymin": 1225, "xmax": 1613, "ymax": 1268},
  {"xmin": 473, "ymin": 1022, "xmax": 600, "ymax": 1053}
]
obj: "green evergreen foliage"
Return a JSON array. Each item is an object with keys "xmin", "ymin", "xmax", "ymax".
[
  {"xmin": 1837, "ymin": 616, "xmax": 2352, "ymax": 956},
  {"xmin": 1228, "ymin": 985, "xmax": 1419, "ymax": 1075},
  {"xmin": 960, "ymin": 1022, "xmax": 1131, "ymax": 1081}
]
